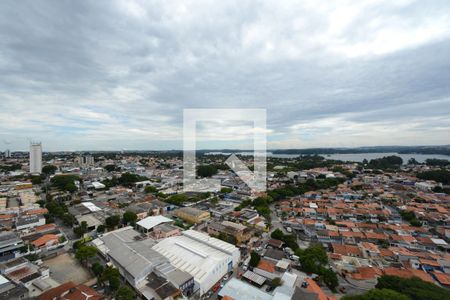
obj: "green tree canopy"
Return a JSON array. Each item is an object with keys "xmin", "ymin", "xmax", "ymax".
[
  {"xmin": 51, "ymin": 175, "xmax": 80, "ymax": 192},
  {"xmin": 100, "ymin": 266, "xmax": 121, "ymax": 290},
  {"xmin": 249, "ymin": 251, "xmax": 261, "ymax": 268},
  {"xmin": 104, "ymin": 164, "xmax": 120, "ymax": 172},
  {"xmin": 75, "ymin": 245, "xmax": 97, "ymax": 264},
  {"xmin": 197, "ymin": 165, "xmax": 218, "ymax": 177},
  {"xmin": 105, "ymin": 215, "xmax": 121, "ymax": 229},
  {"xmin": 42, "ymin": 165, "xmax": 57, "ymax": 175},
  {"xmin": 91, "ymin": 262, "xmax": 104, "ymax": 277},
  {"xmin": 123, "ymin": 211, "xmax": 137, "ymax": 225},
  {"xmin": 116, "ymin": 285, "xmax": 135, "ymax": 300},
  {"xmin": 417, "ymin": 169, "xmax": 450, "ymax": 185},
  {"xmin": 144, "ymin": 185, "xmax": 158, "ymax": 193},
  {"xmin": 118, "ymin": 172, "xmax": 148, "ymax": 187},
  {"xmin": 342, "ymin": 288, "xmax": 410, "ymax": 300},
  {"xmin": 376, "ymin": 275, "xmax": 450, "ymax": 300}
]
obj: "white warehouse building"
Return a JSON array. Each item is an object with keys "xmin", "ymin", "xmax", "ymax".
[{"xmin": 152, "ymin": 229, "xmax": 240, "ymax": 295}]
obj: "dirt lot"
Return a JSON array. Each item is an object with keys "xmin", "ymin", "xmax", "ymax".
[{"xmin": 43, "ymin": 253, "xmax": 93, "ymax": 285}]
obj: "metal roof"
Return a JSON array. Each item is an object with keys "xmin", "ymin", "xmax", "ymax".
[
  {"xmin": 242, "ymin": 270, "xmax": 266, "ymax": 286},
  {"xmin": 136, "ymin": 215, "xmax": 173, "ymax": 230}
]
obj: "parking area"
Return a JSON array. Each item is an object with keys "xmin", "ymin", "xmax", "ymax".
[{"xmin": 43, "ymin": 253, "xmax": 93, "ymax": 285}]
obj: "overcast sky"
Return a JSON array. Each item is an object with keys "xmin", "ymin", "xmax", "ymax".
[{"xmin": 1, "ymin": 0, "xmax": 449, "ymax": 151}]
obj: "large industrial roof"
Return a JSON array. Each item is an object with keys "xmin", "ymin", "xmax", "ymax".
[
  {"xmin": 136, "ymin": 215, "xmax": 173, "ymax": 230},
  {"xmin": 98, "ymin": 227, "xmax": 167, "ymax": 279},
  {"xmin": 182, "ymin": 229, "xmax": 238, "ymax": 254},
  {"xmin": 152, "ymin": 230, "xmax": 238, "ymax": 287}
]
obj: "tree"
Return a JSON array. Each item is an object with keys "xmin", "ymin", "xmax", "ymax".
[
  {"xmin": 319, "ymin": 267, "xmax": 339, "ymax": 291},
  {"xmin": 31, "ymin": 175, "xmax": 43, "ymax": 184},
  {"xmin": 118, "ymin": 172, "xmax": 147, "ymax": 187},
  {"xmin": 97, "ymin": 224, "xmax": 105, "ymax": 233},
  {"xmin": 75, "ymin": 246, "xmax": 97, "ymax": 264},
  {"xmin": 407, "ymin": 158, "xmax": 419, "ymax": 165},
  {"xmin": 91, "ymin": 262, "xmax": 104, "ymax": 277},
  {"xmin": 271, "ymin": 229, "xmax": 284, "ymax": 240},
  {"xmin": 197, "ymin": 165, "xmax": 218, "ymax": 177},
  {"xmin": 116, "ymin": 286, "xmax": 135, "ymax": 300},
  {"xmin": 105, "ymin": 215, "xmax": 121, "ymax": 229},
  {"xmin": 104, "ymin": 164, "xmax": 119, "ymax": 172},
  {"xmin": 165, "ymin": 193, "xmax": 189, "ymax": 205},
  {"xmin": 123, "ymin": 211, "xmax": 137, "ymax": 225},
  {"xmin": 416, "ymin": 169, "xmax": 450, "ymax": 185},
  {"xmin": 42, "ymin": 165, "xmax": 57, "ymax": 175},
  {"xmin": 73, "ymin": 221, "xmax": 88, "ymax": 237},
  {"xmin": 211, "ymin": 197, "xmax": 219, "ymax": 205},
  {"xmin": 61, "ymin": 213, "xmax": 76, "ymax": 226},
  {"xmin": 144, "ymin": 185, "xmax": 157, "ymax": 194},
  {"xmin": 51, "ymin": 175, "xmax": 80, "ymax": 192},
  {"xmin": 376, "ymin": 275, "xmax": 450, "ymax": 300},
  {"xmin": 109, "ymin": 276, "xmax": 121, "ymax": 291},
  {"xmin": 249, "ymin": 251, "xmax": 261, "ymax": 268},
  {"xmin": 342, "ymin": 288, "xmax": 409, "ymax": 300},
  {"xmin": 296, "ymin": 244, "xmax": 329, "ymax": 273},
  {"xmin": 269, "ymin": 277, "xmax": 283, "ymax": 287},
  {"xmin": 100, "ymin": 266, "xmax": 121, "ymax": 291},
  {"xmin": 271, "ymin": 229, "xmax": 299, "ymax": 250},
  {"xmin": 220, "ymin": 187, "xmax": 232, "ymax": 193},
  {"xmin": 368, "ymin": 156, "xmax": 403, "ymax": 169}
]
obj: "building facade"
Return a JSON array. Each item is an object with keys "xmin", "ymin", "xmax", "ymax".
[{"xmin": 29, "ymin": 142, "xmax": 42, "ymax": 174}]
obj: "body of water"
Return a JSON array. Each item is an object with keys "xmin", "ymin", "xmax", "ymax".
[{"xmin": 205, "ymin": 151, "xmax": 449, "ymax": 164}]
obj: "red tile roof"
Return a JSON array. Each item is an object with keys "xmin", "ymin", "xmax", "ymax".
[
  {"xmin": 433, "ymin": 272, "xmax": 450, "ymax": 286},
  {"xmin": 350, "ymin": 266, "xmax": 383, "ymax": 280},
  {"xmin": 304, "ymin": 278, "xmax": 337, "ymax": 300},
  {"xmin": 38, "ymin": 282, "xmax": 102, "ymax": 300},
  {"xmin": 32, "ymin": 234, "xmax": 59, "ymax": 248},
  {"xmin": 383, "ymin": 267, "xmax": 434, "ymax": 283},
  {"xmin": 257, "ymin": 259, "xmax": 276, "ymax": 273}
]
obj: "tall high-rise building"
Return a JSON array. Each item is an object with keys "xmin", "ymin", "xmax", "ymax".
[
  {"xmin": 29, "ymin": 142, "xmax": 42, "ymax": 174},
  {"xmin": 76, "ymin": 155, "xmax": 94, "ymax": 167},
  {"xmin": 4, "ymin": 149, "xmax": 10, "ymax": 158}
]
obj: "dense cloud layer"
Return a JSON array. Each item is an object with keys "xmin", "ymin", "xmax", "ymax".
[{"xmin": 0, "ymin": 0, "xmax": 449, "ymax": 150}]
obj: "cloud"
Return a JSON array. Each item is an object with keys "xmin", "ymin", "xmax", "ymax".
[{"xmin": 0, "ymin": 0, "xmax": 449, "ymax": 150}]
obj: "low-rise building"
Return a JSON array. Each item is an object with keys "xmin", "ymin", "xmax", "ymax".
[
  {"xmin": 0, "ymin": 232, "xmax": 24, "ymax": 262},
  {"xmin": 175, "ymin": 207, "xmax": 210, "ymax": 224},
  {"xmin": 207, "ymin": 221, "xmax": 252, "ymax": 244},
  {"xmin": 152, "ymin": 230, "xmax": 240, "ymax": 295}
]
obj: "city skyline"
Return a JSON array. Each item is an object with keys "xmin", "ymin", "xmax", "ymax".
[{"xmin": 1, "ymin": 1, "xmax": 450, "ymax": 151}]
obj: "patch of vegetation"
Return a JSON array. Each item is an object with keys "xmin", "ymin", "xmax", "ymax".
[
  {"xmin": 122, "ymin": 211, "xmax": 137, "ymax": 225},
  {"xmin": 425, "ymin": 159, "xmax": 449, "ymax": 167},
  {"xmin": 105, "ymin": 215, "xmax": 121, "ymax": 229},
  {"xmin": 342, "ymin": 288, "xmax": 409, "ymax": 300},
  {"xmin": 51, "ymin": 174, "xmax": 80, "ymax": 192},
  {"xmin": 271, "ymin": 229, "xmax": 299, "ymax": 250},
  {"xmin": 368, "ymin": 155, "xmax": 403, "ymax": 169},
  {"xmin": 295, "ymin": 244, "xmax": 338, "ymax": 291},
  {"xmin": 249, "ymin": 251, "xmax": 261, "ymax": 268},
  {"xmin": 197, "ymin": 165, "xmax": 218, "ymax": 177},
  {"xmin": 144, "ymin": 185, "xmax": 158, "ymax": 193},
  {"xmin": 375, "ymin": 275, "xmax": 450, "ymax": 300},
  {"xmin": 268, "ymin": 178, "xmax": 344, "ymax": 201},
  {"xmin": 400, "ymin": 210, "xmax": 422, "ymax": 227},
  {"xmin": 42, "ymin": 165, "xmax": 57, "ymax": 175},
  {"xmin": 417, "ymin": 169, "xmax": 450, "ymax": 185},
  {"xmin": 118, "ymin": 172, "xmax": 148, "ymax": 187}
]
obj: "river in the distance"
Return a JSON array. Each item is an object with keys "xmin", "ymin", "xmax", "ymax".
[{"xmin": 205, "ymin": 152, "xmax": 449, "ymax": 164}]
